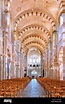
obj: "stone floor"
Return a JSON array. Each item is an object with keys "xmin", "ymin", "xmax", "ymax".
[{"xmin": 18, "ymin": 78, "xmax": 48, "ymax": 98}]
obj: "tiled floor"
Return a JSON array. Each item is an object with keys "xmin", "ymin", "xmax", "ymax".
[{"xmin": 19, "ymin": 78, "xmax": 48, "ymax": 97}]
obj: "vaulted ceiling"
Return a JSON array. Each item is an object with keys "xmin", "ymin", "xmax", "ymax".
[{"xmin": 10, "ymin": 0, "xmax": 60, "ymax": 54}]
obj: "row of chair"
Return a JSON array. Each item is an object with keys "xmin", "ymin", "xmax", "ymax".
[
  {"xmin": 36, "ymin": 77, "xmax": 65, "ymax": 97},
  {"xmin": 0, "ymin": 77, "xmax": 32, "ymax": 97}
]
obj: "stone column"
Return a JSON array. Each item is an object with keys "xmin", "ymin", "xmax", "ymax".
[
  {"xmin": 16, "ymin": 40, "xmax": 20, "ymax": 78},
  {"xmin": 22, "ymin": 52, "xmax": 26, "ymax": 77},
  {"xmin": 1, "ymin": 0, "xmax": 5, "ymax": 80},
  {"xmin": 2, "ymin": 30, "xmax": 7, "ymax": 79},
  {"xmin": 21, "ymin": 48, "xmax": 24, "ymax": 77},
  {"xmin": 49, "ymin": 39, "xmax": 53, "ymax": 78},
  {"xmin": 0, "ymin": 0, "xmax": 1, "ymax": 26},
  {"xmin": 15, "ymin": 39, "xmax": 22, "ymax": 78},
  {"xmin": 20, "ymin": 49, "xmax": 22, "ymax": 78},
  {"xmin": 41, "ymin": 54, "xmax": 43, "ymax": 77},
  {"xmin": 24, "ymin": 54, "xmax": 27, "ymax": 77},
  {"xmin": 44, "ymin": 48, "xmax": 48, "ymax": 77},
  {"xmin": 61, "ymin": 14, "xmax": 65, "ymax": 80},
  {"xmin": 2, "ymin": 2, "xmax": 8, "ymax": 79},
  {"xmin": 58, "ymin": 0, "xmax": 65, "ymax": 80},
  {"xmin": 47, "ymin": 42, "xmax": 51, "ymax": 78},
  {"xmin": 1, "ymin": 0, "xmax": 11, "ymax": 79},
  {"xmin": 0, "ymin": 0, "xmax": 3, "ymax": 80},
  {"xmin": 45, "ymin": 47, "xmax": 49, "ymax": 77},
  {"xmin": 41, "ymin": 54, "xmax": 45, "ymax": 77},
  {"xmin": 52, "ymin": 30, "xmax": 59, "ymax": 79}
]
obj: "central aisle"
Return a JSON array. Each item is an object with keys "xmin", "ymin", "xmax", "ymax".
[{"xmin": 19, "ymin": 78, "xmax": 47, "ymax": 97}]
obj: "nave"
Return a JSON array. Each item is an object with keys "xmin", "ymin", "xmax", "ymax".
[
  {"xmin": 18, "ymin": 78, "xmax": 47, "ymax": 97},
  {"xmin": 0, "ymin": 77, "xmax": 65, "ymax": 98},
  {"xmin": 0, "ymin": 77, "xmax": 47, "ymax": 98},
  {"xmin": 0, "ymin": 1, "xmax": 65, "ymax": 102}
]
